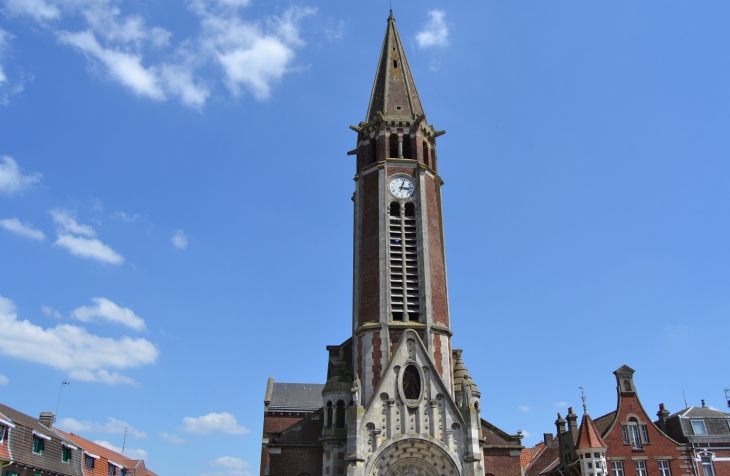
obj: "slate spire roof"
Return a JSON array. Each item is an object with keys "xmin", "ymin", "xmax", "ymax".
[
  {"xmin": 575, "ymin": 413, "xmax": 607, "ymax": 450},
  {"xmin": 366, "ymin": 12, "xmax": 425, "ymax": 122}
]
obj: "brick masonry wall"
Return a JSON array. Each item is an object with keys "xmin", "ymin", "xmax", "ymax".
[
  {"xmin": 358, "ymin": 171, "xmax": 380, "ymax": 326},
  {"xmin": 483, "ymin": 448, "xmax": 523, "ymax": 476},
  {"xmin": 268, "ymin": 446, "xmax": 322, "ymax": 476},
  {"xmin": 425, "ymin": 174, "xmax": 449, "ymax": 328},
  {"xmin": 604, "ymin": 394, "xmax": 686, "ymax": 476}
]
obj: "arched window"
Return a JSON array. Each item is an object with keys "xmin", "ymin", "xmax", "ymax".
[
  {"xmin": 622, "ymin": 417, "xmax": 648, "ymax": 449},
  {"xmin": 423, "ymin": 142, "xmax": 430, "ymax": 167},
  {"xmin": 325, "ymin": 401, "xmax": 332, "ymax": 429},
  {"xmin": 623, "ymin": 380, "xmax": 631, "ymax": 392},
  {"xmin": 402, "ymin": 365, "xmax": 421, "ymax": 400},
  {"xmin": 389, "ymin": 133, "xmax": 399, "ymax": 158},
  {"xmin": 336, "ymin": 401, "xmax": 346, "ymax": 428},
  {"xmin": 402, "ymin": 134, "xmax": 412, "ymax": 159},
  {"xmin": 404, "ymin": 202, "xmax": 415, "ymax": 217},
  {"xmin": 370, "ymin": 138, "xmax": 378, "ymax": 164}
]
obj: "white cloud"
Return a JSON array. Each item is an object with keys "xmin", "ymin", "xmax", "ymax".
[
  {"xmin": 172, "ymin": 229, "xmax": 188, "ymax": 249},
  {"xmin": 0, "ymin": 374, "xmax": 8, "ymax": 385},
  {"xmin": 0, "ymin": 28, "xmax": 10, "ymax": 85},
  {"xmin": 415, "ymin": 10, "xmax": 448, "ymax": 49},
  {"xmin": 210, "ymin": 457, "xmax": 249, "ymax": 469},
  {"xmin": 159, "ymin": 432, "xmax": 185, "ymax": 444},
  {"xmin": 94, "ymin": 440, "xmax": 148, "ymax": 460},
  {"xmin": 195, "ymin": 3, "xmax": 315, "ymax": 100},
  {"xmin": 72, "ymin": 297, "xmax": 146, "ymax": 331},
  {"xmin": 50, "ymin": 209, "xmax": 96, "ymax": 236},
  {"xmin": 51, "ymin": 209, "xmax": 124, "ymax": 264},
  {"xmin": 3, "ymin": 0, "xmax": 315, "ymax": 107},
  {"xmin": 0, "ymin": 294, "xmax": 158, "ymax": 385},
  {"xmin": 181, "ymin": 412, "xmax": 249, "ymax": 434},
  {"xmin": 57, "ymin": 417, "xmax": 146, "ymax": 437},
  {"xmin": 114, "ymin": 211, "xmax": 140, "ymax": 222},
  {"xmin": 324, "ymin": 19, "xmax": 345, "ymax": 42},
  {"xmin": 3, "ymin": 0, "xmax": 60, "ymax": 22},
  {"xmin": 59, "ymin": 30, "xmax": 165, "ymax": 100},
  {"xmin": 518, "ymin": 405, "xmax": 532, "ymax": 412},
  {"xmin": 41, "ymin": 305, "xmax": 62, "ymax": 318},
  {"xmin": 54, "ymin": 234, "xmax": 124, "ymax": 264},
  {"xmin": 554, "ymin": 401, "xmax": 569, "ymax": 408},
  {"xmin": 0, "ymin": 218, "xmax": 45, "ymax": 240},
  {"xmin": 520, "ymin": 430, "xmax": 533, "ymax": 438},
  {"xmin": 0, "ymin": 156, "xmax": 42, "ymax": 195}
]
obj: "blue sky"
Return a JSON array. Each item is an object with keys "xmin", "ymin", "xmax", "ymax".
[{"xmin": 1, "ymin": 1, "xmax": 729, "ymax": 474}]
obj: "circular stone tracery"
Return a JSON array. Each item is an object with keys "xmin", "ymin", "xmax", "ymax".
[{"xmin": 367, "ymin": 438, "xmax": 460, "ymax": 476}]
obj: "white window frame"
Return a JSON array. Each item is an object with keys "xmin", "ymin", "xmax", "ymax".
[
  {"xmin": 0, "ymin": 424, "xmax": 6, "ymax": 443},
  {"xmin": 691, "ymin": 420, "xmax": 708, "ymax": 436},
  {"xmin": 658, "ymin": 460, "xmax": 671, "ymax": 476},
  {"xmin": 636, "ymin": 461, "xmax": 648, "ymax": 476},
  {"xmin": 701, "ymin": 456, "xmax": 715, "ymax": 476},
  {"xmin": 611, "ymin": 461, "xmax": 625, "ymax": 476}
]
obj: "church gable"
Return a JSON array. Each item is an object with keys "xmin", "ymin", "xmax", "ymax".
[{"xmin": 359, "ymin": 329, "xmax": 467, "ymax": 461}]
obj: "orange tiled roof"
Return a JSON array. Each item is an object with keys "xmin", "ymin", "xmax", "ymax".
[
  {"xmin": 521, "ymin": 442, "xmax": 545, "ymax": 469},
  {"xmin": 55, "ymin": 429, "xmax": 137, "ymax": 467},
  {"xmin": 576, "ymin": 414, "xmax": 607, "ymax": 449}
]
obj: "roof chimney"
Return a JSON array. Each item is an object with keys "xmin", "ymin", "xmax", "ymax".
[
  {"xmin": 39, "ymin": 412, "xmax": 55, "ymax": 428},
  {"xmin": 656, "ymin": 403, "xmax": 670, "ymax": 433},
  {"xmin": 567, "ymin": 407, "xmax": 579, "ymax": 444},
  {"xmin": 555, "ymin": 413, "xmax": 567, "ymax": 434},
  {"xmin": 544, "ymin": 433, "xmax": 554, "ymax": 445},
  {"xmin": 701, "ymin": 399, "xmax": 706, "ymax": 408}
]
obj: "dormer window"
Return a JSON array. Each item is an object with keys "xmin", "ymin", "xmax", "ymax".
[
  {"xmin": 0, "ymin": 424, "xmax": 6, "ymax": 442},
  {"xmin": 32, "ymin": 435, "xmax": 45, "ymax": 454},
  {"xmin": 691, "ymin": 420, "xmax": 708, "ymax": 435}
]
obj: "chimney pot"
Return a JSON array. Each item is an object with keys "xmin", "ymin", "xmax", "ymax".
[{"xmin": 701, "ymin": 399, "xmax": 706, "ymax": 408}]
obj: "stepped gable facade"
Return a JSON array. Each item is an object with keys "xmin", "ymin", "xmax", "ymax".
[{"xmin": 260, "ymin": 11, "xmax": 523, "ymax": 476}]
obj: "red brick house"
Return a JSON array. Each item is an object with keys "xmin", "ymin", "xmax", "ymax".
[
  {"xmin": 527, "ymin": 366, "xmax": 688, "ymax": 476},
  {"xmin": 659, "ymin": 403, "xmax": 730, "ymax": 476}
]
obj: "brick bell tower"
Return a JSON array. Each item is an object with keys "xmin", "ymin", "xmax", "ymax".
[
  {"xmin": 351, "ymin": 10, "xmax": 452, "ymax": 409},
  {"xmin": 260, "ymin": 12, "xmax": 526, "ymax": 476}
]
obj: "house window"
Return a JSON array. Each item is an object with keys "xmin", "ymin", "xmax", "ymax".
[
  {"xmin": 636, "ymin": 461, "xmax": 648, "ymax": 476},
  {"xmin": 701, "ymin": 457, "xmax": 715, "ymax": 476},
  {"xmin": 62, "ymin": 447, "xmax": 72, "ymax": 463},
  {"xmin": 108, "ymin": 464, "xmax": 117, "ymax": 476},
  {"xmin": 85, "ymin": 455, "xmax": 95, "ymax": 469},
  {"xmin": 611, "ymin": 461, "xmax": 624, "ymax": 476},
  {"xmin": 658, "ymin": 460, "xmax": 671, "ymax": 476},
  {"xmin": 32, "ymin": 435, "xmax": 45, "ymax": 454},
  {"xmin": 691, "ymin": 420, "xmax": 708, "ymax": 435},
  {"xmin": 6, "ymin": 472, "xmax": 19, "ymax": 476},
  {"xmin": 0, "ymin": 424, "xmax": 6, "ymax": 442},
  {"xmin": 622, "ymin": 419, "xmax": 648, "ymax": 449}
]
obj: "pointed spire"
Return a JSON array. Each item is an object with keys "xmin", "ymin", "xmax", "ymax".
[
  {"xmin": 452, "ymin": 349, "xmax": 481, "ymax": 398},
  {"xmin": 580, "ymin": 386, "xmax": 588, "ymax": 415},
  {"xmin": 575, "ymin": 413, "xmax": 607, "ymax": 450},
  {"xmin": 366, "ymin": 13, "xmax": 425, "ymax": 122}
]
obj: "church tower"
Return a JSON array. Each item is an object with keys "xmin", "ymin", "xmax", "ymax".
[
  {"xmin": 260, "ymin": 13, "xmax": 525, "ymax": 476},
  {"xmin": 351, "ymin": 10, "xmax": 452, "ymax": 408}
]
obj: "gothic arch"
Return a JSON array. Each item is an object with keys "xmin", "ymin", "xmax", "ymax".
[{"xmin": 365, "ymin": 436, "xmax": 461, "ymax": 476}]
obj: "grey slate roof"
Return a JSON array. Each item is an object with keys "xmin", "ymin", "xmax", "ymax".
[
  {"xmin": 670, "ymin": 406, "xmax": 730, "ymax": 419},
  {"xmin": 269, "ymin": 383, "xmax": 325, "ymax": 411}
]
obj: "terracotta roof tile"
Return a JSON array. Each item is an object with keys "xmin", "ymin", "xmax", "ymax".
[
  {"xmin": 576, "ymin": 414, "xmax": 607, "ymax": 449},
  {"xmin": 521, "ymin": 442, "xmax": 545, "ymax": 469}
]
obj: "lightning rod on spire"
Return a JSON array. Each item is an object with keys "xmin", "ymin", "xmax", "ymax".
[{"xmin": 579, "ymin": 386, "xmax": 588, "ymax": 414}]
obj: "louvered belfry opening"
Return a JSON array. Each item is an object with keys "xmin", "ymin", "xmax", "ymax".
[{"xmin": 389, "ymin": 200, "xmax": 420, "ymax": 322}]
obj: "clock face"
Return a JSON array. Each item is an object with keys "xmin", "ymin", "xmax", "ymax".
[{"xmin": 389, "ymin": 177, "xmax": 415, "ymax": 198}]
